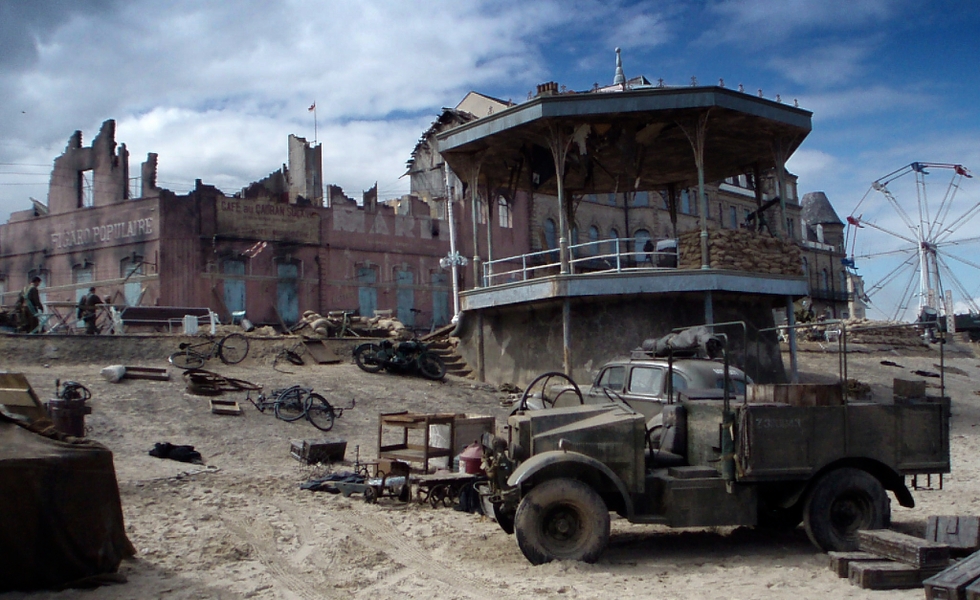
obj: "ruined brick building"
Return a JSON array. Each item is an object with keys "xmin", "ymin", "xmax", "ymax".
[{"xmin": 0, "ymin": 121, "xmax": 458, "ymax": 329}]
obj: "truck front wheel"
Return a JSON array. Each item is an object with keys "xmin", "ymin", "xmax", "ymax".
[
  {"xmin": 514, "ymin": 478, "xmax": 610, "ymax": 565},
  {"xmin": 803, "ymin": 468, "xmax": 890, "ymax": 552}
]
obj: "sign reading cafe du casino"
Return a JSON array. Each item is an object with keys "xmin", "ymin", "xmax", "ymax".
[
  {"xmin": 51, "ymin": 216, "xmax": 154, "ymax": 250},
  {"xmin": 216, "ymin": 199, "xmax": 320, "ymax": 244}
]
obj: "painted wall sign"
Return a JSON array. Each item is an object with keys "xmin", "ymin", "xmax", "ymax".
[
  {"xmin": 217, "ymin": 200, "xmax": 319, "ymax": 244},
  {"xmin": 51, "ymin": 217, "xmax": 154, "ymax": 250}
]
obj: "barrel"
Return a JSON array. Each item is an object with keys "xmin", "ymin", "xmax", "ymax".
[{"xmin": 47, "ymin": 399, "xmax": 92, "ymax": 437}]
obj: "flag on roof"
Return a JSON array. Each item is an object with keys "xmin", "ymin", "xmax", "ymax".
[
  {"xmin": 308, "ymin": 102, "xmax": 316, "ymax": 112},
  {"xmin": 955, "ymin": 165, "xmax": 973, "ymax": 178},
  {"xmin": 846, "ymin": 215, "xmax": 863, "ymax": 228}
]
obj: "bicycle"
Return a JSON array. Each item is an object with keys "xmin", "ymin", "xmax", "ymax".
[
  {"xmin": 169, "ymin": 333, "xmax": 250, "ymax": 369},
  {"xmin": 246, "ymin": 385, "xmax": 353, "ymax": 432}
]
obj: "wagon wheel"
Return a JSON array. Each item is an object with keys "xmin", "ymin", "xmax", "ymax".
[
  {"xmin": 428, "ymin": 484, "xmax": 453, "ymax": 508},
  {"xmin": 363, "ymin": 486, "xmax": 378, "ymax": 504},
  {"xmin": 415, "ymin": 485, "xmax": 430, "ymax": 505}
]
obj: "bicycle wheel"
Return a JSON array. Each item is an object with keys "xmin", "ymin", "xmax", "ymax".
[
  {"xmin": 305, "ymin": 393, "xmax": 336, "ymax": 432},
  {"xmin": 274, "ymin": 386, "xmax": 307, "ymax": 422},
  {"xmin": 218, "ymin": 333, "xmax": 249, "ymax": 364},
  {"xmin": 169, "ymin": 350, "xmax": 205, "ymax": 370},
  {"xmin": 353, "ymin": 343, "xmax": 385, "ymax": 373},
  {"xmin": 417, "ymin": 351, "xmax": 446, "ymax": 381}
]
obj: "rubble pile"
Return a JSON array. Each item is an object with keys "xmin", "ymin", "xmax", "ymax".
[
  {"xmin": 677, "ymin": 229, "xmax": 803, "ymax": 275},
  {"xmin": 843, "ymin": 319, "xmax": 929, "ymax": 347},
  {"xmin": 296, "ymin": 311, "xmax": 413, "ymax": 339}
]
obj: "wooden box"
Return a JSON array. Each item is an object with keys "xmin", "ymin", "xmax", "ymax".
[
  {"xmin": 828, "ymin": 551, "xmax": 880, "ymax": 578},
  {"xmin": 925, "ymin": 550, "xmax": 980, "ymax": 600},
  {"xmin": 850, "ymin": 560, "xmax": 944, "ymax": 590},
  {"xmin": 857, "ymin": 529, "xmax": 950, "ymax": 569},
  {"xmin": 928, "ymin": 517, "xmax": 980, "ymax": 554},
  {"xmin": 745, "ymin": 383, "xmax": 842, "ymax": 407},
  {"xmin": 290, "ymin": 438, "xmax": 347, "ymax": 464}
]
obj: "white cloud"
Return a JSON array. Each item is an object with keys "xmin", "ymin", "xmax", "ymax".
[
  {"xmin": 768, "ymin": 42, "xmax": 877, "ymax": 88},
  {"xmin": 701, "ymin": 0, "xmax": 901, "ymax": 47}
]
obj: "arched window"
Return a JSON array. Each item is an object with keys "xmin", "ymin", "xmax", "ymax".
[
  {"xmin": 543, "ymin": 218, "xmax": 557, "ymax": 250},
  {"xmin": 497, "ymin": 196, "xmax": 512, "ymax": 228},
  {"xmin": 821, "ymin": 268, "xmax": 830, "ymax": 290},
  {"xmin": 608, "ymin": 228, "xmax": 620, "ymax": 255},
  {"xmin": 635, "ymin": 229, "xmax": 651, "ymax": 264},
  {"xmin": 588, "ymin": 225, "xmax": 600, "ymax": 255}
]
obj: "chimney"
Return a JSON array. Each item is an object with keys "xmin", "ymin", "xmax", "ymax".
[{"xmin": 535, "ymin": 82, "xmax": 559, "ymax": 97}]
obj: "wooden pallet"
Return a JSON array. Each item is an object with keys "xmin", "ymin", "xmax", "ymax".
[{"xmin": 122, "ymin": 366, "xmax": 170, "ymax": 381}]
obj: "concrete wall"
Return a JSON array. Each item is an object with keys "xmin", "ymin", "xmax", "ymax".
[{"xmin": 455, "ymin": 292, "xmax": 787, "ymax": 388}]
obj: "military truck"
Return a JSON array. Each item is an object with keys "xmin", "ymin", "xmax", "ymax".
[{"xmin": 481, "ymin": 379, "xmax": 950, "ymax": 565}]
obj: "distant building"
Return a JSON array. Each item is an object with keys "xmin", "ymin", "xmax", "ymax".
[{"xmin": 0, "ymin": 121, "xmax": 455, "ymax": 330}]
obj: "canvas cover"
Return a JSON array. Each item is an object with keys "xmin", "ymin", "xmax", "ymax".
[{"xmin": 0, "ymin": 412, "xmax": 134, "ymax": 591}]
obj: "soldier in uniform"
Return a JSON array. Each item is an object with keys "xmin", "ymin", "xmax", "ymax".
[{"xmin": 17, "ymin": 277, "xmax": 43, "ymax": 333}]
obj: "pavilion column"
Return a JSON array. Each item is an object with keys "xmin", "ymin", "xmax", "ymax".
[
  {"xmin": 468, "ymin": 166, "xmax": 483, "ymax": 287},
  {"xmin": 546, "ymin": 123, "xmax": 575, "ymax": 275},
  {"xmin": 678, "ymin": 111, "xmax": 712, "ymax": 270}
]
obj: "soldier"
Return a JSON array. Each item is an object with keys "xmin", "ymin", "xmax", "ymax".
[
  {"xmin": 17, "ymin": 277, "xmax": 43, "ymax": 333},
  {"xmin": 78, "ymin": 287, "xmax": 102, "ymax": 334}
]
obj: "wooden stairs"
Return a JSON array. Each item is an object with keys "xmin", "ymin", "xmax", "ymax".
[{"xmin": 422, "ymin": 325, "xmax": 473, "ymax": 378}]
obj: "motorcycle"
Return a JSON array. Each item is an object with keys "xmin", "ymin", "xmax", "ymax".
[{"xmin": 353, "ymin": 338, "xmax": 447, "ymax": 381}]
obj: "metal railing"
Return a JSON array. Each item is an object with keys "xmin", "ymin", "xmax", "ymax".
[{"xmin": 482, "ymin": 238, "xmax": 678, "ymax": 287}]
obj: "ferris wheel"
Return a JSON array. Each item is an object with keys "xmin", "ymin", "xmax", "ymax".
[{"xmin": 845, "ymin": 162, "xmax": 978, "ymax": 322}]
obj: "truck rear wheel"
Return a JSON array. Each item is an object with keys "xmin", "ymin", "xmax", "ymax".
[
  {"xmin": 803, "ymin": 468, "xmax": 890, "ymax": 552},
  {"xmin": 514, "ymin": 478, "xmax": 609, "ymax": 565}
]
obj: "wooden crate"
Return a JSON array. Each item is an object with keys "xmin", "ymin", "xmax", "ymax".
[
  {"xmin": 928, "ymin": 517, "xmax": 980, "ymax": 554},
  {"xmin": 290, "ymin": 438, "xmax": 347, "ymax": 464},
  {"xmin": 857, "ymin": 529, "xmax": 950, "ymax": 569},
  {"xmin": 745, "ymin": 383, "xmax": 842, "ymax": 406},
  {"xmin": 209, "ymin": 399, "xmax": 242, "ymax": 415},
  {"xmin": 925, "ymin": 550, "xmax": 980, "ymax": 600},
  {"xmin": 828, "ymin": 551, "xmax": 880, "ymax": 578},
  {"xmin": 849, "ymin": 560, "xmax": 944, "ymax": 590}
]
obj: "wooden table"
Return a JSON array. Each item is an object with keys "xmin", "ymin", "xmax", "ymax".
[{"xmin": 377, "ymin": 412, "xmax": 457, "ymax": 474}]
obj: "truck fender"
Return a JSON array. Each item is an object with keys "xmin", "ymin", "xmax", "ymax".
[{"xmin": 507, "ymin": 450, "xmax": 635, "ymax": 518}]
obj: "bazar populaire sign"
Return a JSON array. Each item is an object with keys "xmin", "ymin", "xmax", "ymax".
[
  {"xmin": 216, "ymin": 199, "xmax": 320, "ymax": 244},
  {"xmin": 51, "ymin": 217, "xmax": 154, "ymax": 250}
]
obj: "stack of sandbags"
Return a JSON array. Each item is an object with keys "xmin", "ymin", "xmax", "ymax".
[
  {"xmin": 843, "ymin": 318, "xmax": 929, "ymax": 346},
  {"xmin": 677, "ymin": 229, "xmax": 803, "ymax": 276}
]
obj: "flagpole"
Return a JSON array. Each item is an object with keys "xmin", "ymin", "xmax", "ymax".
[{"xmin": 313, "ymin": 100, "xmax": 317, "ymax": 145}]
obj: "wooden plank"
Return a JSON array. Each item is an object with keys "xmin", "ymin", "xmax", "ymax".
[
  {"xmin": 928, "ymin": 517, "xmax": 980, "ymax": 554},
  {"xmin": 302, "ymin": 340, "xmax": 341, "ymax": 364},
  {"xmin": 122, "ymin": 366, "xmax": 170, "ymax": 381},
  {"xmin": 849, "ymin": 560, "xmax": 944, "ymax": 590},
  {"xmin": 209, "ymin": 399, "xmax": 242, "ymax": 416},
  {"xmin": 857, "ymin": 529, "xmax": 951, "ymax": 569},
  {"xmin": 924, "ymin": 550, "xmax": 980, "ymax": 600},
  {"xmin": 827, "ymin": 551, "xmax": 880, "ymax": 578}
]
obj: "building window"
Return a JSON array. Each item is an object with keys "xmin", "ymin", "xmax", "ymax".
[
  {"xmin": 786, "ymin": 218, "xmax": 796, "ymax": 239},
  {"xmin": 476, "ymin": 197, "xmax": 487, "ymax": 224},
  {"xmin": 497, "ymin": 196, "xmax": 512, "ymax": 228},
  {"xmin": 543, "ymin": 218, "xmax": 558, "ymax": 260},
  {"xmin": 588, "ymin": 225, "xmax": 600, "ymax": 255},
  {"xmin": 587, "ymin": 194, "xmax": 598, "ymax": 204},
  {"xmin": 607, "ymin": 193, "xmax": 617, "ymax": 206},
  {"xmin": 840, "ymin": 271, "xmax": 848, "ymax": 294},
  {"xmin": 729, "ymin": 206, "xmax": 738, "ymax": 229},
  {"xmin": 121, "ymin": 257, "xmax": 144, "ymax": 306},
  {"xmin": 822, "ymin": 268, "xmax": 830, "ymax": 290},
  {"xmin": 608, "ymin": 228, "xmax": 620, "ymax": 254},
  {"xmin": 634, "ymin": 191, "xmax": 649, "ymax": 207},
  {"xmin": 635, "ymin": 229, "xmax": 651, "ymax": 264}
]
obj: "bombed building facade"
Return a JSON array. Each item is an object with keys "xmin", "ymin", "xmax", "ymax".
[{"xmin": 0, "ymin": 121, "xmax": 460, "ymax": 330}]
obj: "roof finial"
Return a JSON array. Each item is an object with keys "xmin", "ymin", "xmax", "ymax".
[{"xmin": 613, "ymin": 47, "xmax": 626, "ymax": 87}]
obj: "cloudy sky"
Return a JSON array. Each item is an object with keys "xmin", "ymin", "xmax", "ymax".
[{"xmin": 1, "ymin": 0, "xmax": 979, "ymax": 319}]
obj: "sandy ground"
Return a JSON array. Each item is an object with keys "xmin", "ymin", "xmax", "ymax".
[{"xmin": 3, "ymin": 339, "xmax": 980, "ymax": 600}]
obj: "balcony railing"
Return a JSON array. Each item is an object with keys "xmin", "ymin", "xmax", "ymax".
[{"xmin": 482, "ymin": 238, "xmax": 678, "ymax": 287}]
